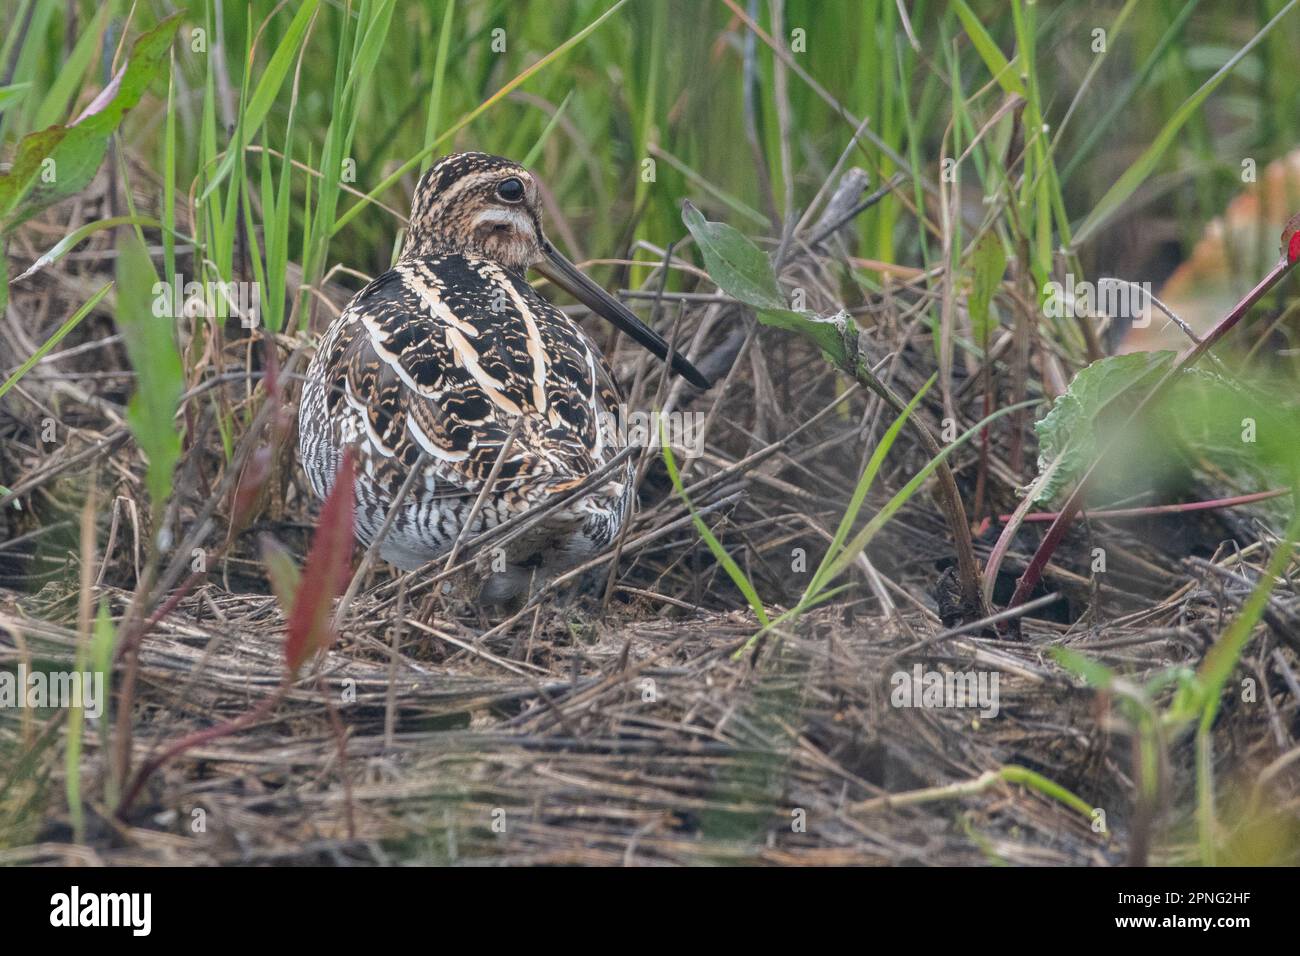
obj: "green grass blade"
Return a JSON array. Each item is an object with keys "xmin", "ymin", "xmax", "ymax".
[
  {"xmin": 0, "ymin": 281, "xmax": 112, "ymax": 401},
  {"xmin": 200, "ymin": 0, "xmax": 320, "ymax": 202},
  {"xmin": 952, "ymin": 0, "xmax": 1025, "ymax": 96},
  {"xmin": 522, "ymin": 90, "xmax": 573, "ymax": 168},
  {"xmin": 805, "ymin": 374, "xmax": 935, "ymax": 601},
  {"xmin": 10, "ymin": 215, "xmax": 160, "ymax": 284},
  {"xmin": 330, "ymin": 0, "xmax": 631, "ymax": 238},
  {"xmin": 33, "ymin": 5, "xmax": 109, "ymax": 128},
  {"xmin": 662, "ymin": 422, "xmax": 769, "ymax": 627},
  {"xmin": 420, "ymin": 1, "xmax": 457, "ymax": 173},
  {"xmin": 1073, "ymin": 0, "xmax": 1297, "ymax": 248},
  {"xmin": 816, "ymin": 399, "xmax": 1039, "ymax": 590}
]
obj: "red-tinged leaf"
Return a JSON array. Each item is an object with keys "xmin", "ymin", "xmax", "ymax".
[
  {"xmin": 0, "ymin": 15, "xmax": 182, "ymax": 233},
  {"xmin": 230, "ymin": 444, "xmax": 274, "ymax": 537},
  {"xmin": 264, "ymin": 346, "xmax": 280, "ymax": 397},
  {"xmin": 229, "ymin": 344, "xmax": 294, "ymax": 538},
  {"xmin": 284, "ymin": 449, "xmax": 355, "ymax": 675},
  {"xmin": 262, "ymin": 341, "xmax": 294, "ymax": 440},
  {"xmin": 1287, "ymin": 214, "xmax": 1300, "ymax": 264},
  {"xmin": 259, "ymin": 533, "xmax": 301, "ymax": 614}
]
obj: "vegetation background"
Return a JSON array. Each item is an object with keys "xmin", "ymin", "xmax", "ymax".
[{"xmin": 1, "ymin": 0, "xmax": 1298, "ymax": 866}]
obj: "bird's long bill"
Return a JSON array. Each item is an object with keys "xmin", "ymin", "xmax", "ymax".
[{"xmin": 536, "ymin": 245, "xmax": 711, "ymax": 389}]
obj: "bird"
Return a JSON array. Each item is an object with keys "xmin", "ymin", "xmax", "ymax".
[{"xmin": 298, "ymin": 151, "xmax": 711, "ymax": 602}]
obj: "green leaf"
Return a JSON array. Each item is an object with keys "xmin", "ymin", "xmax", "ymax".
[
  {"xmin": 1050, "ymin": 647, "xmax": 1116, "ymax": 689},
  {"xmin": 805, "ymin": 375, "xmax": 935, "ymax": 601},
  {"xmin": 115, "ymin": 230, "xmax": 183, "ymax": 520},
  {"xmin": 968, "ymin": 233, "xmax": 1006, "ymax": 346},
  {"xmin": 91, "ymin": 596, "xmax": 118, "ymax": 679},
  {"xmin": 952, "ymin": 0, "xmax": 1025, "ymax": 96},
  {"xmin": 1171, "ymin": 371, "xmax": 1300, "ymax": 484},
  {"xmin": 681, "ymin": 200, "xmax": 785, "ymax": 310},
  {"xmin": 420, "ymin": 0, "xmax": 456, "ymax": 174},
  {"xmin": 817, "ymin": 398, "xmax": 1038, "ymax": 590},
  {"xmin": 330, "ymin": 0, "xmax": 633, "ymax": 239},
  {"xmin": 11, "ymin": 215, "xmax": 160, "ymax": 284},
  {"xmin": 757, "ymin": 308, "xmax": 850, "ymax": 365},
  {"xmin": 998, "ymin": 765, "xmax": 1095, "ymax": 820},
  {"xmin": 0, "ymin": 82, "xmax": 32, "ymax": 114},
  {"xmin": 682, "ymin": 202, "xmax": 854, "ymax": 364},
  {"xmin": 0, "ymin": 14, "xmax": 181, "ymax": 234},
  {"xmin": 260, "ymin": 533, "xmax": 302, "ymax": 615},
  {"xmin": 1032, "ymin": 352, "xmax": 1176, "ymax": 503},
  {"xmin": 0, "ymin": 126, "xmax": 67, "ymax": 228},
  {"xmin": 522, "ymin": 90, "xmax": 573, "ymax": 168}
]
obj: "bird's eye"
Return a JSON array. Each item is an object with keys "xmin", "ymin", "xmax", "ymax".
[{"xmin": 496, "ymin": 177, "xmax": 525, "ymax": 203}]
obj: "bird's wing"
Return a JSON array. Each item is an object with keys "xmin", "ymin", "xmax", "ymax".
[{"xmin": 316, "ymin": 254, "xmax": 624, "ymax": 504}]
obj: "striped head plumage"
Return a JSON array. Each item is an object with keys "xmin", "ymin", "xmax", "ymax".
[
  {"xmin": 298, "ymin": 152, "xmax": 711, "ymax": 602},
  {"xmin": 400, "ymin": 152, "xmax": 709, "ymax": 387},
  {"xmin": 400, "ymin": 152, "xmax": 542, "ymax": 271}
]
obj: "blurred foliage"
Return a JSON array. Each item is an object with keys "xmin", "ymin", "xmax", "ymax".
[{"xmin": 2, "ymin": 0, "xmax": 1298, "ymax": 297}]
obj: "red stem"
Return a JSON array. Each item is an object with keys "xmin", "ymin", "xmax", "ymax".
[
  {"xmin": 1001, "ymin": 488, "xmax": 1289, "ymax": 523},
  {"xmin": 1005, "ymin": 252, "xmax": 1298, "ymax": 614},
  {"xmin": 115, "ymin": 680, "xmax": 287, "ymax": 820}
]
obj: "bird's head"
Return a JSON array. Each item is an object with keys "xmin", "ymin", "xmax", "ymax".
[
  {"xmin": 403, "ymin": 152, "xmax": 543, "ymax": 272},
  {"xmin": 402, "ymin": 152, "xmax": 711, "ymax": 388}
]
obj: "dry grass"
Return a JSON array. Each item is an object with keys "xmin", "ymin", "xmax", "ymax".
[{"xmin": 2, "ymin": 160, "xmax": 1299, "ymax": 867}]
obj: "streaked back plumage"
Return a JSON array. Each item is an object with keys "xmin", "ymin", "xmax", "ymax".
[{"xmin": 299, "ymin": 153, "xmax": 632, "ymax": 600}]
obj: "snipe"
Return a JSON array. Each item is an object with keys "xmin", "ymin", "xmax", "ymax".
[{"xmin": 299, "ymin": 152, "xmax": 710, "ymax": 601}]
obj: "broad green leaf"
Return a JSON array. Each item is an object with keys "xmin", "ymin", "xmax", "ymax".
[
  {"xmin": 0, "ymin": 14, "xmax": 181, "ymax": 233},
  {"xmin": 681, "ymin": 200, "xmax": 785, "ymax": 310},
  {"xmin": 1162, "ymin": 369, "xmax": 1300, "ymax": 498},
  {"xmin": 757, "ymin": 308, "xmax": 850, "ymax": 365},
  {"xmin": 0, "ymin": 126, "xmax": 66, "ymax": 227},
  {"xmin": 1032, "ymin": 351, "xmax": 1176, "ymax": 503}
]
